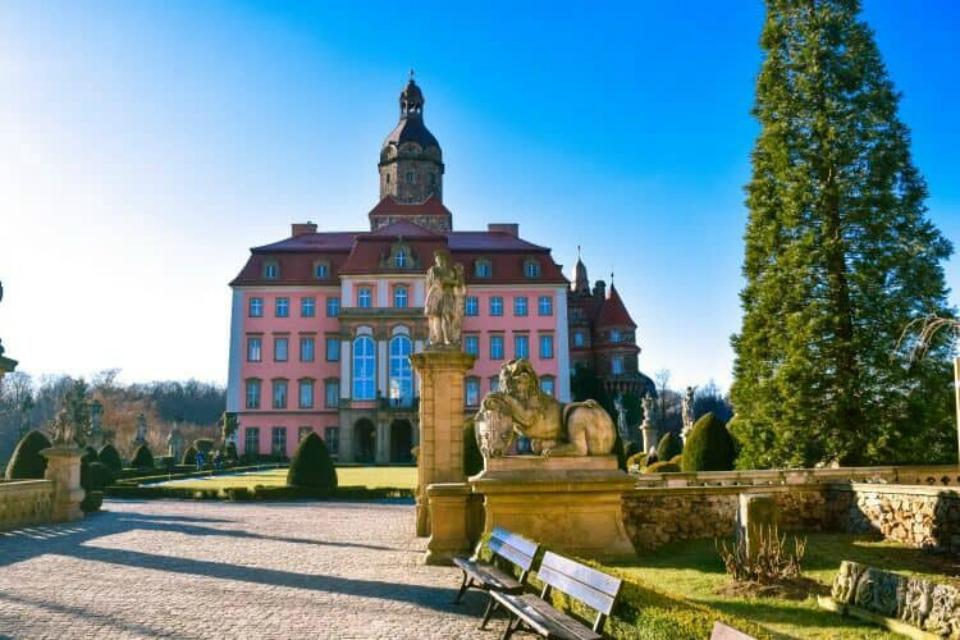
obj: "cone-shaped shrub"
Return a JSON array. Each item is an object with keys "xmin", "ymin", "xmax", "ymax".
[
  {"xmin": 286, "ymin": 432, "xmax": 337, "ymax": 489},
  {"xmin": 193, "ymin": 438, "xmax": 215, "ymax": 454},
  {"xmin": 181, "ymin": 445, "xmax": 198, "ymax": 465},
  {"xmin": 81, "ymin": 460, "xmax": 113, "ymax": 492},
  {"xmin": 98, "ymin": 444, "xmax": 123, "ymax": 474},
  {"xmin": 4, "ymin": 430, "xmax": 52, "ymax": 480},
  {"xmin": 681, "ymin": 412, "xmax": 736, "ymax": 472},
  {"xmin": 643, "ymin": 461, "xmax": 681, "ymax": 474},
  {"xmin": 131, "ymin": 444, "xmax": 154, "ymax": 470},
  {"xmin": 82, "ymin": 446, "xmax": 99, "ymax": 467},
  {"xmin": 656, "ymin": 432, "xmax": 683, "ymax": 462},
  {"xmin": 463, "ymin": 419, "xmax": 484, "ymax": 477}
]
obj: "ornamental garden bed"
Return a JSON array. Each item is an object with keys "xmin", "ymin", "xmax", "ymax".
[{"xmin": 603, "ymin": 533, "xmax": 960, "ymax": 639}]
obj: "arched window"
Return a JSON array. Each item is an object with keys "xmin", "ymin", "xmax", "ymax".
[
  {"xmin": 388, "ymin": 335, "xmax": 413, "ymax": 407},
  {"xmin": 393, "ymin": 285, "xmax": 408, "ymax": 308},
  {"xmin": 352, "ymin": 335, "xmax": 376, "ymax": 400}
]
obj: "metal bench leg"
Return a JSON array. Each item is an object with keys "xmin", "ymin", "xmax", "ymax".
[
  {"xmin": 479, "ymin": 596, "xmax": 498, "ymax": 629},
  {"xmin": 453, "ymin": 574, "xmax": 472, "ymax": 604},
  {"xmin": 500, "ymin": 614, "xmax": 519, "ymax": 640}
]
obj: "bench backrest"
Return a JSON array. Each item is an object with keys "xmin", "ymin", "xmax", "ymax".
[
  {"xmin": 710, "ymin": 621, "xmax": 756, "ymax": 640},
  {"xmin": 488, "ymin": 527, "xmax": 539, "ymax": 578},
  {"xmin": 537, "ymin": 551, "xmax": 622, "ymax": 632}
]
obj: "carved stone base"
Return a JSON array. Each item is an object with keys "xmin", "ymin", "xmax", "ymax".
[
  {"xmin": 41, "ymin": 446, "xmax": 84, "ymax": 523},
  {"xmin": 470, "ymin": 455, "xmax": 636, "ymax": 560},
  {"xmin": 424, "ymin": 482, "xmax": 471, "ymax": 566}
]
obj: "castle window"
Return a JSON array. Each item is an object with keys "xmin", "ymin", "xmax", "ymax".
[
  {"xmin": 249, "ymin": 297, "xmax": 263, "ymax": 318},
  {"xmin": 298, "ymin": 379, "xmax": 315, "ymax": 409},
  {"xmin": 475, "ymin": 259, "xmax": 493, "ymax": 279},
  {"xmin": 245, "ymin": 379, "xmax": 261, "ymax": 410},
  {"xmin": 324, "ymin": 426, "xmax": 340, "ymax": 455},
  {"xmin": 514, "ymin": 334, "xmax": 529, "ymax": 359},
  {"xmin": 326, "ymin": 297, "xmax": 340, "ymax": 317},
  {"xmin": 325, "ymin": 379, "xmax": 340, "ymax": 408},
  {"xmin": 539, "ymin": 334, "xmax": 554, "ymax": 359},
  {"xmin": 540, "ymin": 376, "xmax": 556, "ymax": 398},
  {"xmin": 538, "ymin": 295, "xmax": 553, "ymax": 316},
  {"xmin": 405, "ymin": 171, "xmax": 415, "ymax": 184},
  {"xmin": 464, "ymin": 335, "xmax": 479, "ymax": 356},
  {"xmin": 393, "ymin": 285, "xmax": 408, "ymax": 309},
  {"xmin": 325, "ymin": 337, "xmax": 341, "ymax": 362},
  {"xmin": 263, "ymin": 261, "xmax": 279, "ymax": 280},
  {"xmin": 611, "ymin": 356, "xmax": 625, "ymax": 375},
  {"xmin": 301, "ymin": 297, "xmax": 316, "ymax": 317},
  {"xmin": 299, "ymin": 336, "xmax": 315, "ymax": 362},
  {"xmin": 272, "ymin": 379, "xmax": 288, "ymax": 409},
  {"xmin": 489, "ymin": 296, "xmax": 503, "ymax": 316},
  {"xmin": 247, "ymin": 337, "xmax": 262, "ymax": 362},
  {"xmin": 394, "ymin": 249, "xmax": 408, "ymax": 268},
  {"xmin": 490, "ymin": 334, "xmax": 505, "ymax": 360},
  {"xmin": 610, "ymin": 329, "xmax": 621, "ymax": 343},
  {"xmin": 314, "ymin": 261, "xmax": 330, "ymax": 279},
  {"xmin": 513, "ymin": 296, "xmax": 528, "ymax": 317},
  {"xmin": 386, "ymin": 174, "xmax": 391, "ymax": 184},
  {"xmin": 465, "ymin": 377, "xmax": 481, "ymax": 408},
  {"xmin": 273, "ymin": 337, "xmax": 289, "ymax": 362},
  {"xmin": 388, "ymin": 335, "xmax": 413, "ymax": 406},
  {"xmin": 523, "ymin": 259, "xmax": 540, "ymax": 279},
  {"xmin": 271, "ymin": 427, "xmax": 287, "ymax": 456},
  {"xmin": 275, "ymin": 297, "xmax": 290, "ymax": 317},
  {"xmin": 244, "ymin": 426, "xmax": 260, "ymax": 453},
  {"xmin": 573, "ymin": 331, "xmax": 586, "ymax": 348},
  {"xmin": 464, "ymin": 296, "xmax": 479, "ymax": 316},
  {"xmin": 489, "ymin": 376, "xmax": 500, "ymax": 392},
  {"xmin": 357, "ymin": 287, "xmax": 372, "ymax": 308},
  {"xmin": 352, "ymin": 335, "xmax": 376, "ymax": 400}
]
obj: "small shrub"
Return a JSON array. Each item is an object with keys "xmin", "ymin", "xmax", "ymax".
[
  {"xmin": 81, "ymin": 446, "xmax": 99, "ymax": 467},
  {"xmin": 181, "ymin": 445, "xmax": 199, "ymax": 465},
  {"xmin": 656, "ymin": 432, "xmax": 683, "ymax": 462},
  {"xmin": 463, "ymin": 419, "xmax": 484, "ymax": 477},
  {"xmin": 224, "ymin": 442, "xmax": 239, "ymax": 461},
  {"xmin": 681, "ymin": 412, "xmax": 736, "ymax": 472},
  {"xmin": 193, "ymin": 438, "xmax": 215, "ymax": 454},
  {"xmin": 131, "ymin": 444, "xmax": 154, "ymax": 470},
  {"xmin": 4, "ymin": 430, "xmax": 52, "ymax": 480},
  {"xmin": 626, "ymin": 452, "xmax": 647, "ymax": 470},
  {"xmin": 624, "ymin": 441, "xmax": 640, "ymax": 460},
  {"xmin": 286, "ymin": 432, "xmax": 337, "ymax": 489},
  {"xmin": 80, "ymin": 491, "xmax": 104, "ymax": 513},
  {"xmin": 81, "ymin": 461, "xmax": 114, "ymax": 492},
  {"xmin": 643, "ymin": 461, "xmax": 681, "ymax": 474},
  {"xmin": 98, "ymin": 444, "xmax": 123, "ymax": 474},
  {"xmin": 717, "ymin": 526, "xmax": 806, "ymax": 585},
  {"xmin": 670, "ymin": 454, "xmax": 683, "ymax": 465}
]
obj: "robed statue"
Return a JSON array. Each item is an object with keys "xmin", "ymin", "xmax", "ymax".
[{"xmin": 424, "ymin": 250, "xmax": 466, "ymax": 348}]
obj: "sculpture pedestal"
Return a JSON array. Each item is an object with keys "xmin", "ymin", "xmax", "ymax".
[
  {"xmin": 41, "ymin": 446, "xmax": 84, "ymax": 523},
  {"xmin": 470, "ymin": 456, "xmax": 636, "ymax": 560},
  {"xmin": 424, "ymin": 482, "xmax": 472, "ymax": 565},
  {"xmin": 640, "ymin": 422, "xmax": 658, "ymax": 454},
  {"xmin": 411, "ymin": 349, "xmax": 476, "ymax": 537}
]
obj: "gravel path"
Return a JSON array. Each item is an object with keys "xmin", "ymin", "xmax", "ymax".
[{"xmin": 0, "ymin": 499, "xmax": 497, "ymax": 639}]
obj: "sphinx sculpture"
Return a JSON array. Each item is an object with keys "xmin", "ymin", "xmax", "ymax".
[{"xmin": 474, "ymin": 358, "xmax": 615, "ymax": 458}]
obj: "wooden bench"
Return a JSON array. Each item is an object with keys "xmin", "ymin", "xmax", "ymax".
[
  {"xmin": 710, "ymin": 621, "xmax": 756, "ymax": 640},
  {"xmin": 491, "ymin": 551, "xmax": 622, "ymax": 640},
  {"xmin": 452, "ymin": 527, "xmax": 539, "ymax": 629}
]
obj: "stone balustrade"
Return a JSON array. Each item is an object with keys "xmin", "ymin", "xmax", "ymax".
[
  {"xmin": 632, "ymin": 464, "xmax": 960, "ymax": 489},
  {"xmin": 0, "ymin": 480, "xmax": 55, "ymax": 531}
]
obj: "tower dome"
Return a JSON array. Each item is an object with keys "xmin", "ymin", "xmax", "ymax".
[{"xmin": 379, "ymin": 74, "xmax": 444, "ymax": 205}]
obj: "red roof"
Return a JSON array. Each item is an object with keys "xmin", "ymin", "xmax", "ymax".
[
  {"xmin": 367, "ymin": 195, "xmax": 452, "ymax": 219},
  {"xmin": 595, "ymin": 284, "xmax": 636, "ymax": 328}
]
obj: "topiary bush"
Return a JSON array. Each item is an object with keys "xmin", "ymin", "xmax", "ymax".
[
  {"xmin": 643, "ymin": 461, "xmax": 681, "ymax": 474},
  {"xmin": 193, "ymin": 438, "xmax": 215, "ymax": 454},
  {"xmin": 624, "ymin": 441, "xmax": 640, "ymax": 460},
  {"xmin": 98, "ymin": 444, "xmax": 123, "ymax": 474},
  {"xmin": 656, "ymin": 432, "xmax": 683, "ymax": 462},
  {"xmin": 680, "ymin": 412, "xmax": 736, "ymax": 472},
  {"xmin": 224, "ymin": 442, "xmax": 239, "ymax": 462},
  {"xmin": 82, "ymin": 446, "xmax": 99, "ymax": 467},
  {"xmin": 181, "ymin": 445, "xmax": 198, "ymax": 465},
  {"xmin": 463, "ymin": 419, "xmax": 484, "ymax": 477},
  {"xmin": 80, "ymin": 492, "xmax": 103, "ymax": 513},
  {"xmin": 626, "ymin": 452, "xmax": 647, "ymax": 470},
  {"xmin": 670, "ymin": 454, "xmax": 683, "ymax": 465},
  {"xmin": 286, "ymin": 432, "xmax": 337, "ymax": 490},
  {"xmin": 4, "ymin": 430, "xmax": 52, "ymax": 480},
  {"xmin": 131, "ymin": 444, "xmax": 154, "ymax": 470},
  {"xmin": 81, "ymin": 460, "xmax": 114, "ymax": 492}
]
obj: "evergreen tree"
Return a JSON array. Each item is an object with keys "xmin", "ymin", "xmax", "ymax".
[{"xmin": 731, "ymin": 0, "xmax": 954, "ymax": 468}]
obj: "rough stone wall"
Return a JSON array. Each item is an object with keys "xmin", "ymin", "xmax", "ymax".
[
  {"xmin": 623, "ymin": 485, "xmax": 826, "ymax": 550},
  {"xmin": 828, "ymin": 484, "xmax": 960, "ymax": 554},
  {"xmin": 0, "ymin": 480, "xmax": 55, "ymax": 531}
]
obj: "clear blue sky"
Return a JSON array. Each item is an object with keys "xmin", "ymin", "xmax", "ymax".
[{"xmin": 1, "ymin": 1, "xmax": 958, "ymax": 390}]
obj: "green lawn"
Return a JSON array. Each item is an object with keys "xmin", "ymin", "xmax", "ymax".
[
  {"xmin": 608, "ymin": 533, "xmax": 960, "ymax": 640},
  {"xmin": 156, "ymin": 466, "xmax": 417, "ymax": 491}
]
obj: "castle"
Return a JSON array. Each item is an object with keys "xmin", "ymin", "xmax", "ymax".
[{"xmin": 226, "ymin": 78, "xmax": 650, "ymax": 462}]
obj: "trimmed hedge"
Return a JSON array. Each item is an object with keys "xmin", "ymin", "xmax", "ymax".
[
  {"xmin": 81, "ymin": 461, "xmax": 114, "ymax": 492},
  {"xmin": 643, "ymin": 461, "xmax": 681, "ymax": 474},
  {"xmin": 463, "ymin": 419, "xmax": 484, "ymax": 477},
  {"xmin": 286, "ymin": 433, "xmax": 337, "ymax": 489},
  {"xmin": 181, "ymin": 445, "xmax": 199, "ymax": 465},
  {"xmin": 131, "ymin": 444, "xmax": 155, "ymax": 470},
  {"xmin": 80, "ymin": 491, "xmax": 104, "ymax": 513},
  {"xmin": 81, "ymin": 446, "xmax": 99, "ymax": 467},
  {"xmin": 105, "ymin": 483, "xmax": 413, "ymax": 501},
  {"xmin": 656, "ymin": 432, "xmax": 682, "ymax": 462},
  {"xmin": 625, "ymin": 452, "xmax": 647, "ymax": 470},
  {"xmin": 4, "ymin": 430, "xmax": 52, "ymax": 480},
  {"xmin": 98, "ymin": 444, "xmax": 123, "ymax": 474},
  {"xmin": 680, "ymin": 412, "xmax": 736, "ymax": 472}
]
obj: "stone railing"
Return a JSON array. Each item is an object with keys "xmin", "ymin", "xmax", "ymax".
[
  {"xmin": 0, "ymin": 480, "xmax": 55, "ymax": 531},
  {"xmin": 632, "ymin": 465, "xmax": 960, "ymax": 489}
]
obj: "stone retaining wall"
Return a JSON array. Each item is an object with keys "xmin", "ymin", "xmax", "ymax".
[
  {"xmin": 623, "ymin": 484, "xmax": 827, "ymax": 550},
  {"xmin": 828, "ymin": 483, "xmax": 960, "ymax": 555},
  {"xmin": 0, "ymin": 480, "xmax": 55, "ymax": 531},
  {"xmin": 632, "ymin": 465, "xmax": 960, "ymax": 489}
]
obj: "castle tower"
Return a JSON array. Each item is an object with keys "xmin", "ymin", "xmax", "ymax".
[{"xmin": 378, "ymin": 74, "xmax": 444, "ymax": 206}]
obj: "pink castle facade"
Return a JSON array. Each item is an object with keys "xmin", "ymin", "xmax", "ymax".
[{"xmin": 226, "ymin": 78, "xmax": 645, "ymax": 462}]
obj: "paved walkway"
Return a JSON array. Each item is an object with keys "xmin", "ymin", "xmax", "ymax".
[{"xmin": 0, "ymin": 500, "xmax": 495, "ymax": 639}]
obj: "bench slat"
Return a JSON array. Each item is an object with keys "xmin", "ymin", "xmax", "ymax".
[
  {"xmin": 539, "ymin": 552, "xmax": 621, "ymax": 599},
  {"xmin": 489, "ymin": 537, "xmax": 536, "ymax": 572},
  {"xmin": 492, "ymin": 592, "xmax": 602, "ymax": 640},
  {"xmin": 537, "ymin": 565, "xmax": 617, "ymax": 616},
  {"xmin": 490, "ymin": 526, "xmax": 539, "ymax": 558},
  {"xmin": 452, "ymin": 558, "xmax": 523, "ymax": 592}
]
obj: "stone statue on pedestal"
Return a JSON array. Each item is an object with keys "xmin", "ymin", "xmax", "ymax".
[
  {"xmin": 0, "ymin": 280, "xmax": 18, "ymax": 379},
  {"xmin": 50, "ymin": 409, "xmax": 78, "ymax": 447},
  {"xmin": 474, "ymin": 359, "xmax": 616, "ymax": 457},
  {"xmin": 88, "ymin": 400, "xmax": 104, "ymax": 450},
  {"xmin": 681, "ymin": 386, "xmax": 696, "ymax": 442},
  {"xmin": 640, "ymin": 394, "xmax": 658, "ymax": 453},
  {"xmin": 614, "ymin": 394, "xmax": 630, "ymax": 440},
  {"xmin": 167, "ymin": 421, "xmax": 185, "ymax": 461},
  {"xmin": 134, "ymin": 413, "xmax": 148, "ymax": 446},
  {"xmin": 424, "ymin": 250, "xmax": 465, "ymax": 348}
]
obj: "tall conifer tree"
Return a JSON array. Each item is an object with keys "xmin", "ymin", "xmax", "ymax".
[{"xmin": 731, "ymin": 0, "xmax": 954, "ymax": 468}]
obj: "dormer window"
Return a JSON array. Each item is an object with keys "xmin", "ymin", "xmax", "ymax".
[
  {"xmin": 263, "ymin": 261, "xmax": 279, "ymax": 280},
  {"xmin": 610, "ymin": 329, "xmax": 621, "ymax": 343},
  {"xmin": 314, "ymin": 261, "xmax": 330, "ymax": 279},
  {"xmin": 523, "ymin": 259, "xmax": 540, "ymax": 279},
  {"xmin": 395, "ymin": 250, "xmax": 407, "ymax": 268},
  {"xmin": 475, "ymin": 259, "xmax": 492, "ymax": 279}
]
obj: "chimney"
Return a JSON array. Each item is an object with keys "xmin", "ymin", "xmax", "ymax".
[
  {"xmin": 488, "ymin": 223, "xmax": 519, "ymax": 237},
  {"xmin": 291, "ymin": 221, "xmax": 318, "ymax": 237}
]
